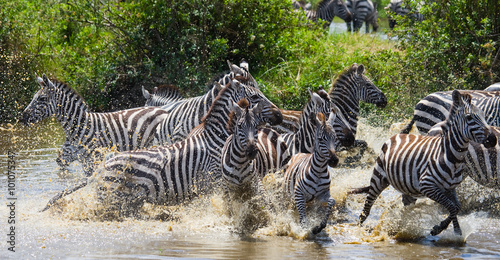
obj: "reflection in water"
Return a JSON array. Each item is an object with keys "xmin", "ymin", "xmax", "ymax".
[{"xmin": 1, "ymin": 119, "xmax": 500, "ymax": 259}]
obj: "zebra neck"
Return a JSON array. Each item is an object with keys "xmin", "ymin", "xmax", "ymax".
[
  {"xmin": 53, "ymin": 87, "xmax": 89, "ymax": 136},
  {"xmin": 331, "ymin": 87, "xmax": 359, "ymax": 133},
  {"xmin": 441, "ymin": 123, "xmax": 469, "ymax": 163},
  {"xmin": 294, "ymin": 102, "xmax": 316, "ymax": 153},
  {"xmin": 310, "ymin": 150, "xmax": 330, "ymax": 177}
]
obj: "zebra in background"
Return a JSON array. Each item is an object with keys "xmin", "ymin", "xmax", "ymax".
[
  {"xmin": 90, "ymin": 79, "xmax": 281, "ymax": 210},
  {"xmin": 142, "ymin": 85, "xmax": 184, "ymax": 107},
  {"xmin": 401, "ymin": 90, "xmax": 500, "ymax": 135},
  {"xmin": 21, "ymin": 75, "xmax": 170, "ymax": 176},
  {"xmin": 329, "ymin": 63, "xmax": 387, "ymax": 161},
  {"xmin": 484, "ymin": 82, "xmax": 500, "ymax": 91},
  {"xmin": 155, "ymin": 61, "xmax": 259, "ymax": 145},
  {"xmin": 292, "ymin": 0, "xmax": 352, "ymax": 28},
  {"xmin": 285, "ymin": 112, "xmax": 339, "ymax": 235},
  {"xmin": 351, "ymin": 90, "xmax": 496, "ymax": 236},
  {"xmin": 346, "ymin": 0, "xmax": 379, "ymax": 33},
  {"xmin": 385, "ymin": 0, "xmax": 424, "ymax": 30}
]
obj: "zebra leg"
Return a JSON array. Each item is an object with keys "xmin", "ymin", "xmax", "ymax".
[
  {"xmin": 312, "ymin": 197, "xmax": 336, "ymax": 235},
  {"xmin": 445, "ymin": 189, "xmax": 462, "ymax": 235},
  {"xmin": 402, "ymin": 194, "xmax": 417, "ymax": 206},
  {"xmin": 41, "ymin": 179, "xmax": 88, "ymax": 212},
  {"xmin": 294, "ymin": 189, "xmax": 308, "ymax": 227},
  {"xmin": 359, "ymin": 166, "xmax": 390, "ymax": 224},
  {"xmin": 420, "ymin": 180, "xmax": 462, "ymax": 236}
]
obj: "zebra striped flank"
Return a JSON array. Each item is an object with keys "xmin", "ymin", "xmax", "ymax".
[
  {"xmin": 351, "ymin": 90, "xmax": 496, "ymax": 236},
  {"xmin": 401, "ymin": 90, "xmax": 500, "ymax": 135},
  {"xmin": 21, "ymin": 74, "xmax": 170, "ymax": 176},
  {"xmin": 154, "ymin": 60, "xmax": 260, "ymax": 145},
  {"xmin": 92, "ymin": 79, "xmax": 282, "ymax": 210},
  {"xmin": 285, "ymin": 112, "xmax": 339, "ymax": 235},
  {"xmin": 346, "ymin": 0, "xmax": 378, "ymax": 32}
]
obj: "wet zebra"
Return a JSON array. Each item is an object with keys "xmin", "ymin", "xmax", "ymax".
[
  {"xmin": 385, "ymin": 0, "xmax": 424, "ymax": 30},
  {"xmin": 292, "ymin": 0, "xmax": 352, "ymax": 28},
  {"xmin": 346, "ymin": 0, "xmax": 379, "ymax": 33},
  {"xmin": 351, "ymin": 90, "xmax": 496, "ymax": 236},
  {"xmin": 329, "ymin": 63, "xmax": 387, "ymax": 160},
  {"xmin": 285, "ymin": 112, "xmax": 339, "ymax": 235},
  {"xmin": 92, "ymin": 79, "xmax": 282, "ymax": 209},
  {"xmin": 142, "ymin": 85, "xmax": 184, "ymax": 107},
  {"xmin": 21, "ymin": 75, "xmax": 169, "ymax": 176},
  {"xmin": 155, "ymin": 61, "xmax": 259, "ymax": 145},
  {"xmin": 401, "ymin": 90, "xmax": 500, "ymax": 135}
]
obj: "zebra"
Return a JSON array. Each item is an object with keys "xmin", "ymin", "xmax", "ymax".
[
  {"xmin": 484, "ymin": 82, "xmax": 500, "ymax": 91},
  {"xmin": 385, "ymin": 0, "xmax": 424, "ymax": 30},
  {"xmin": 20, "ymin": 74, "xmax": 170, "ymax": 176},
  {"xmin": 329, "ymin": 63, "xmax": 387, "ymax": 161},
  {"xmin": 154, "ymin": 61, "xmax": 259, "ymax": 145},
  {"xmin": 292, "ymin": 0, "xmax": 353, "ymax": 28},
  {"xmin": 350, "ymin": 90, "xmax": 497, "ymax": 236},
  {"xmin": 142, "ymin": 85, "xmax": 184, "ymax": 107},
  {"xmin": 285, "ymin": 112, "xmax": 339, "ymax": 235},
  {"xmin": 401, "ymin": 90, "xmax": 500, "ymax": 135},
  {"xmin": 345, "ymin": 0, "xmax": 379, "ymax": 33},
  {"xmin": 91, "ymin": 79, "xmax": 281, "ymax": 209}
]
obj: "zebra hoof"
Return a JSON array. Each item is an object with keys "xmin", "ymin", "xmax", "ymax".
[
  {"xmin": 311, "ymin": 225, "xmax": 324, "ymax": 235},
  {"xmin": 430, "ymin": 225, "xmax": 443, "ymax": 236}
]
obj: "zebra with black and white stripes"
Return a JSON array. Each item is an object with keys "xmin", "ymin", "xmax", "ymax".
[
  {"xmin": 142, "ymin": 85, "xmax": 184, "ymax": 107},
  {"xmin": 385, "ymin": 0, "xmax": 424, "ymax": 30},
  {"xmin": 329, "ymin": 63, "xmax": 387, "ymax": 160},
  {"xmin": 351, "ymin": 90, "xmax": 497, "ymax": 236},
  {"xmin": 292, "ymin": 0, "xmax": 352, "ymax": 28},
  {"xmin": 154, "ymin": 61, "xmax": 259, "ymax": 145},
  {"xmin": 285, "ymin": 112, "xmax": 339, "ymax": 235},
  {"xmin": 401, "ymin": 90, "xmax": 500, "ymax": 135},
  {"xmin": 345, "ymin": 0, "xmax": 378, "ymax": 33},
  {"xmin": 91, "ymin": 79, "xmax": 282, "ymax": 210},
  {"xmin": 21, "ymin": 75, "xmax": 170, "ymax": 176}
]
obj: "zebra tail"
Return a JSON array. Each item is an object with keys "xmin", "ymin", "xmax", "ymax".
[
  {"xmin": 348, "ymin": 186, "xmax": 370, "ymax": 195},
  {"xmin": 400, "ymin": 118, "xmax": 415, "ymax": 134},
  {"xmin": 40, "ymin": 179, "xmax": 88, "ymax": 212}
]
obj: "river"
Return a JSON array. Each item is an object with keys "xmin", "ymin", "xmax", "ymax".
[{"xmin": 1, "ymin": 118, "xmax": 499, "ymax": 259}]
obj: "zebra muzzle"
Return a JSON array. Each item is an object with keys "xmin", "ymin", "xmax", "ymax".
[
  {"xmin": 327, "ymin": 150, "xmax": 339, "ymax": 168},
  {"xmin": 483, "ymin": 132, "xmax": 497, "ymax": 149}
]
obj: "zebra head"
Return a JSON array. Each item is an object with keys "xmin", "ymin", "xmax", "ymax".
[
  {"xmin": 311, "ymin": 112, "xmax": 339, "ymax": 167},
  {"xmin": 350, "ymin": 63, "xmax": 387, "ymax": 108},
  {"xmin": 450, "ymin": 90, "xmax": 496, "ymax": 148},
  {"xmin": 227, "ymin": 60, "xmax": 259, "ymax": 89},
  {"xmin": 308, "ymin": 86, "xmax": 332, "ymax": 117},
  {"xmin": 332, "ymin": 0, "xmax": 353, "ymax": 22},
  {"xmin": 231, "ymin": 79, "xmax": 283, "ymax": 126},
  {"xmin": 21, "ymin": 74, "xmax": 58, "ymax": 125},
  {"xmin": 227, "ymin": 99, "xmax": 266, "ymax": 160}
]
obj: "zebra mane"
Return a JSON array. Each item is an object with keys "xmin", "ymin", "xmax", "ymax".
[
  {"xmin": 153, "ymin": 84, "xmax": 182, "ymax": 96},
  {"xmin": 207, "ymin": 70, "xmax": 231, "ymax": 89},
  {"xmin": 46, "ymin": 79, "xmax": 87, "ymax": 107},
  {"xmin": 200, "ymin": 81, "xmax": 234, "ymax": 125},
  {"xmin": 226, "ymin": 98, "xmax": 250, "ymax": 134},
  {"xmin": 442, "ymin": 90, "xmax": 470, "ymax": 132}
]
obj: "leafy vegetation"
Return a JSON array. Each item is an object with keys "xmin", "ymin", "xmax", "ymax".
[{"xmin": 1, "ymin": 0, "xmax": 499, "ymax": 128}]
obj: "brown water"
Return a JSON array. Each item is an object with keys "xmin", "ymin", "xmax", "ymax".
[{"xmin": 1, "ymin": 119, "xmax": 500, "ymax": 259}]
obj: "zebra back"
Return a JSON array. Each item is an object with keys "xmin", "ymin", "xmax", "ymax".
[
  {"xmin": 346, "ymin": 0, "xmax": 378, "ymax": 32},
  {"xmin": 293, "ymin": 0, "xmax": 352, "ymax": 26}
]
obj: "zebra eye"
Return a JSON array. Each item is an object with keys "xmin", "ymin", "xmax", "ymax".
[
  {"xmin": 39, "ymin": 96, "xmax": 48, "ymax": 102},
  {"xmin": 465, "ymin": 114, "xmax": 473, "ymax": 121},
  {"xmin": 249, "ymin": 94, "xmax": 260, "ymax": 102}
]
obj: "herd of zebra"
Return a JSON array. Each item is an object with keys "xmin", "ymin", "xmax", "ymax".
[
  {"xmin": 21, "ymin": 59, "xmax": 500, "ymax": 237},
  {"xmin": 292, "ymin": 0, "xmax": 424, "ymax": 32}
]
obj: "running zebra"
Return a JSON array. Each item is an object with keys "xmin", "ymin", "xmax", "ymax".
[
  {"xmin": 351, "ymin": 90, "xmax": 496, "ymax": 236},
  {"xmin": 92, "ymin": 79, "xmax": 282, "ymax": 209},
  {"xmin": 285, "ymin": 112, "xmax": 339, "ymax": 235},
  {"xmin": 21, "ymin": 75, "xmax": 170, "ymax": 176},
  {"xmin": 401, "ymin": 90, "xmax": 500, "ymax": 135},
  {"xmin": 329, "ymin": 63, "xmax": 387, "ymax": 160},
  {"xmin": 346, "ymin": 0, "xmax": 379, "ymax": 33},
  {"xmin": 155, "ymin": 61, "xmax": 259, "ymax": 145},
  {"xmin": 292, "ymin": 0, "xmax": 352, "ymax": 28},
  {"xmin": 143, "ymin": 85, "xmax": 184, "ymax": 107},
  {"xmin": 385, "ymin": 0, "xmax": 424, "ymax": 30}
]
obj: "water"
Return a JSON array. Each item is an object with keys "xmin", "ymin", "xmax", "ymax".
[{"xmin": 1, "ymin": 119, "xmax": 500, "ymax": 259}]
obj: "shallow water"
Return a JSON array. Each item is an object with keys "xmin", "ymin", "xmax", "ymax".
[{"xmin": 1, "ymin": 119, "xmax": 500, "ymax": 259}]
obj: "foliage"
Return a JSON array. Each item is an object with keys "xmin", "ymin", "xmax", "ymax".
[{"xmin": 394, "ymin": 0, "xmax": 500, "ymax": 93}]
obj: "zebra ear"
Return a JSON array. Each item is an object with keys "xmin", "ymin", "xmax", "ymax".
[
  {"xmin": 357, "ymin": 64, "xmax": 365, "ymax": 75},
  {"xmin": 142, "ymin": 86, "xmax": 151, "ymax": 100},
  {"xmin": 251, "ymin": 100, "xmax": 264, "ymax": 115},
  {"xmin": 35, "ymin": 73, "xmax": 44, "ymax": 87},
  {"xmin": 228, "ymin": 60, "xmax": 245, "ymax": 76},
  {"xmin": 329, "ymin": 106, "xmax": 338, "ymax": 123},
  {"xmin": 42, "ymin": 74, "xmax": 55, "ymax": 90},
  {"xmin": 310, "ymin": 89, "xmax": 322, "ymax": 104},
  {"xmin": 452, "ymin": 90, "xmax": 471, "ymax": 107}
]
